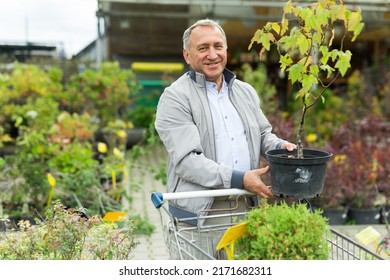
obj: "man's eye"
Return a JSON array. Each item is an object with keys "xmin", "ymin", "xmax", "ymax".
[{"xmin": 198, "ymin": 47, "xmax": 206, "ymax": 52}]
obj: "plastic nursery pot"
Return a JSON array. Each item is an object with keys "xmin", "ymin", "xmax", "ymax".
[
  {"xmin": 265, "ymin": 148, "xmax": 333, "ymax": 199},
  {"xmin": 321, "ymin": 207, "xmax": 349, "ymax": 225},
  {"xmin": 348, "ymin": 207, "xmax": 381, "ymax": 225}
]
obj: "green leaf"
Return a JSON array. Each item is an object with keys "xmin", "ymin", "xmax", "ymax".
[
  {"xmin": 248, "ymin": 29, "xmax": 262, "ymax": 50},
  {"xmin": 259, "ymin": 35, "xmax": 271, "ymax": 51},
  {"xmin": 315, "ymin": 5, "xmax": 330, "ymax": 27},
  {"xmin": 298, "ymin": 35, "xmax": 310, "ymax": 55},
  {"xmin": 320, "ymin": 64, "xmax": 335, "ymax": 78},
  {"xmin": 335, "ymin": 50, "xmax": 352, "ymax": 76},
  {"xmin": 319, "ymin": 52, "xmax": 330, "ymax": 65},
  {"xmin": 330, "ymin": 49, "xmax": 339, "ymax": 62},
  {"xmin": 310, "ymin": 15, "xmax": 323, "ymax": 34},
  {"xmin": 347, "ymin": 9, "xmax": 363, "ymax": 33},
  {"xmin": 279, "ymin": 54, "xmax": 293, "ymax": 72},
  {"xmin": 280, "ymin": 15, "xmax": 289, "ymax": 35},
  {"xmin": 313, "ymin": 32, "xmax": 322, "ymax": 45},
  {"xmin": 330, "ymin": 2, "xmax": 346, "ymax": 22},
  {"xmin": 283, "ymin": 0, "xmax": 294, "ymax": 14},
  {"xmin": 310, "ymin": 65, "xmax": 319, "ymax": 77},
  {"xmin": 335, "ymin": 59, "xmax": 351, "ymax": 77},
  {"xmin": 301, "ymin": 73, "xmax": 318, "ymax": 91},
  {"xmin": 14, "ymin": 116, "xmax": 23, "ymax": 127},
  {"xmin": 289, "ymin": 64, "xmax": 303, "ymax": 84},
  {"xmin": 271, "ymin": 22, "xmax": 281, "ymax": 34},
  {"xmin": 352, "ymin": 22, "xmax": 365, "ymax": 42}
]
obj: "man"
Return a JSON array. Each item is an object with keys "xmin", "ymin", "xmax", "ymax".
[{"xmin": 155, "ymin": 19, "xmax": 295, "ymax": 258}]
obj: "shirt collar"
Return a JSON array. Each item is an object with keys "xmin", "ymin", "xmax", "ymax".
[{"xmin": 206, "ymin": 76, "xmax": 228, "ymax": 94}]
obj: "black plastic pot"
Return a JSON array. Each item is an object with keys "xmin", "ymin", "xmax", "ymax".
[
  {"xmin": 348, "ymin": 207, "xmax": 381, "ymax": 225},
  {"xmin": 321, "ymin": 207, "xmax": 349, "ymax": 225},
  {"xmin": 382, "ymin": 205, "xmax": 390, "ymax": 224},
  {"xmin": 265, "ymin": 148, "xmax": 332, "ymax": 199}
]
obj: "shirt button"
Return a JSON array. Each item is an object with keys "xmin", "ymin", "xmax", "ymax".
[
  {"xmin": 231, "ymin": 137, "xmax": 234, "ymax": 141},
  {"xmin": 225, "ymin": 116, "xmax": 227, "ymax": 119}
]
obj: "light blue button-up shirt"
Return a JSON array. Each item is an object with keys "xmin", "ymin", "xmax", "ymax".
[{"xmin": 206, "ymin": 79, "xmax": 251, "ymax": 172}]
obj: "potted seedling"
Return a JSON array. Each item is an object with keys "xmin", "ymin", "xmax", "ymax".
[{"xmin": 249, "ymin": 0, "xmax": 364, "ymax": 199}]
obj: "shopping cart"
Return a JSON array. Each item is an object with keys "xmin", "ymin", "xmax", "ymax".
[{"xmin": 151, "ymin": 189, "xmax": 383, "ymax": 260}]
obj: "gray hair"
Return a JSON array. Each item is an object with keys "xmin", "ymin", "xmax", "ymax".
[{"xmin": 182, "ymin": 19, "xmax": 227, "ymax": 50}]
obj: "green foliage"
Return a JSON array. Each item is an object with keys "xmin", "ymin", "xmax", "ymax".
[
  {"xmin": 0, "ymin": 63, "xmax": 63, "ymax": 101},
  {"xmin": 235, "ymin": 201, "xmax": 330, "ymax": 260},
  {"xmin": 65, "ymin": 61, "xmax": 141, "ymax": 125},
  {"xmin": 0, "ymin": 63, "xmax": 63, "ymax": 146},
  {"xmin": 151, "ymin": 160, "xmax": 167, "ymax": 186},
  {"xmin": 129, "ymin": 214, "xmax": 156, "ymax": 236},
  {"xmin": 128, "ymin": 106, "xmax": 156, "ymax": 128},
  {"xmin": 240, "ymin": 63, "xmax": 278, "ymax": 116},
  {"xmin": 249, "ymin": 0, "xmax": 364, "ymax": 156},
  {"xmin": 0, "ymin": 60, "xmax": 160, "ymax": 230},
  {"xmin": 50, "ymin": 111, "xmax": 98, "ymax": 143},
  {"xmin": 0, "ymin": 201, "xmax": 137, "ymax": 260}
]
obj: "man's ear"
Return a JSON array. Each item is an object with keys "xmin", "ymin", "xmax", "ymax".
[{"xmin": 183, "ymin": 49, "xmax": 190, "ymax": 65}]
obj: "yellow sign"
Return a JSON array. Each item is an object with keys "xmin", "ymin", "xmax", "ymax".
[
  {"xmin": 355, "ymin": 226, "xmax": 381, "ymax": 246},
  {"xmin": 103, "ymin": 212, "xmax": 126, "ymax": 222},
  {"xmin": 216, "ymin": 222, "xmax": 248, "ymax": 260}
]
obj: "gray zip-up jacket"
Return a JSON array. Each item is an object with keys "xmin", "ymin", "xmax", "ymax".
[{"xmin": 155, "ymin": 68, "xmax": 286, "ymax": 221}]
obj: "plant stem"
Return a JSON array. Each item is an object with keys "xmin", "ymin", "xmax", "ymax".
[{"xmin": 296, "ymin": 99, "xmax": 308, "ymax": 158}]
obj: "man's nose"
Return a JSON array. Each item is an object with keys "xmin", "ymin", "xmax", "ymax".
[{"xmin": 207, "ymin": 48, "xmax": 218, "ymax": 59}]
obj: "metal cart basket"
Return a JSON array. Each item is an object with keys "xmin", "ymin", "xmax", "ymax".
[{"xmin": 151, "ymin": 189, "xmax": 383, "ymax": 260}]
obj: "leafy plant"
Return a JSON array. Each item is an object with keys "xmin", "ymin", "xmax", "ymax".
[
  {"xmin": 235, "ymin": 200, "xmax": 330, "ymax": 260},
  {"xmin": 0, "ymin": 201, "xmax": 138, "ymax": 260},
  {"xmin": 128, "ymin": 214, "xmax": 156, "ymax": 236},
  {"xmin": 50, "ymin": 111, "xmax": 98, "ymax": 144},
  {"xmin": 240, "ymin": 63, "xmax": 278, "ymax": 116},
  {"xmin": 249, "ymin": 0, "xmax": 364, "ymax": 157},
  {"xmin": 322, "ymin": 116, "xmax": 390, "ymax": 209},
  {"xmin": 0, "ymin": 63, "xmax": 63, "ymax": 145},
  {"xmin": 64, "ymin": 61, "xmax": 141, "ymax": 126}
]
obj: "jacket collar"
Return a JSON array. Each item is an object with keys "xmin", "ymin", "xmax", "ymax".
[{"xmin": 189, "ymin": 68, "xmax": 236, "ymax": 88}]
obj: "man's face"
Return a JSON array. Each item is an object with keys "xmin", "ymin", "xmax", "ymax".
[{"xmin": 183, "ymin": 25, "xmax": 227, "ymax": 85}]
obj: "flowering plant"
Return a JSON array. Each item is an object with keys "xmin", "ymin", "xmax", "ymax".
[{"xmin": 0, "ymin": 201, "xmax": 137, "ymax": 260}]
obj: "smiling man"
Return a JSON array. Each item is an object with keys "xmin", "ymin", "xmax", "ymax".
[{"xmin": 154, "ymin": 19, "xmax": 295, "ymax": 259}]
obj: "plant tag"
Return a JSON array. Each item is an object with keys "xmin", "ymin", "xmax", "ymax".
[
  {"xmin": 103, "ymin": 212, "xmax": 126, "ymax": 222},
  {"xmin": 216, "ymin": 222, "xmax": 248, "ymax": 260},
  {"xmin": 355, "ymin": 226, "xmax": 381, "ymax": 246}
]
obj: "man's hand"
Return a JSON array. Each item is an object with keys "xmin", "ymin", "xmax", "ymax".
[
  {"xmin": 281, "ymin": 142, "xmax": 296, "ymax": 151},
  {"xmin": 243, "ymin": 166, "xmax": 273, "ymax": 198}
]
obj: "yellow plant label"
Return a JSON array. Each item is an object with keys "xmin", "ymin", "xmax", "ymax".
[
  {"xmin": 216, "ymin": 222, "xmax": 248, "ymax": 260},
  {"xmin": 103, "ymin": 212, "xmax": 126, "ymax": 222},
  {"xmin": 355, "ymin": 226, "xmax": 381, "ymax": 246}
]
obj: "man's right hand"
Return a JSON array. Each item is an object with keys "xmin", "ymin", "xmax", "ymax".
[{"xmin": 243, "ymin": 166, "xmax": 273, "ymax": 198}]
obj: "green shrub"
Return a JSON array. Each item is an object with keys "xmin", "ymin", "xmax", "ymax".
[
  {"xmin": 235, "ymin": 201, "xmax": 330, "ymax": 260},
  {"xmin": 0, "ymin": 201, "xmax": 137, "ymax": 260}
]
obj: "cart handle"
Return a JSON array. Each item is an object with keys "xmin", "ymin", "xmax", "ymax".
[{"xmin": 151, "ymin": 189, "xmax": 253, "ymax": 208}]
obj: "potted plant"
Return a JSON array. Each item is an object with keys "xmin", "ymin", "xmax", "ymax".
[
  {"xmin": 64, "ymin": 61, "xmax": 143, "ymax": 149},
  {"xmin": 310, "ymin": 154, "xmax": 349, "ymax": 225},
  {"xmin": 248, "ymin": 0, "xmax": 364, "ymax": 199},
  {"xmin": 326, "ymin": 116, "xmax": 390, "ymax": 224},
  {"xmin": 233, "ymin": 200, "xmax": 330, "ymax": 259}
]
